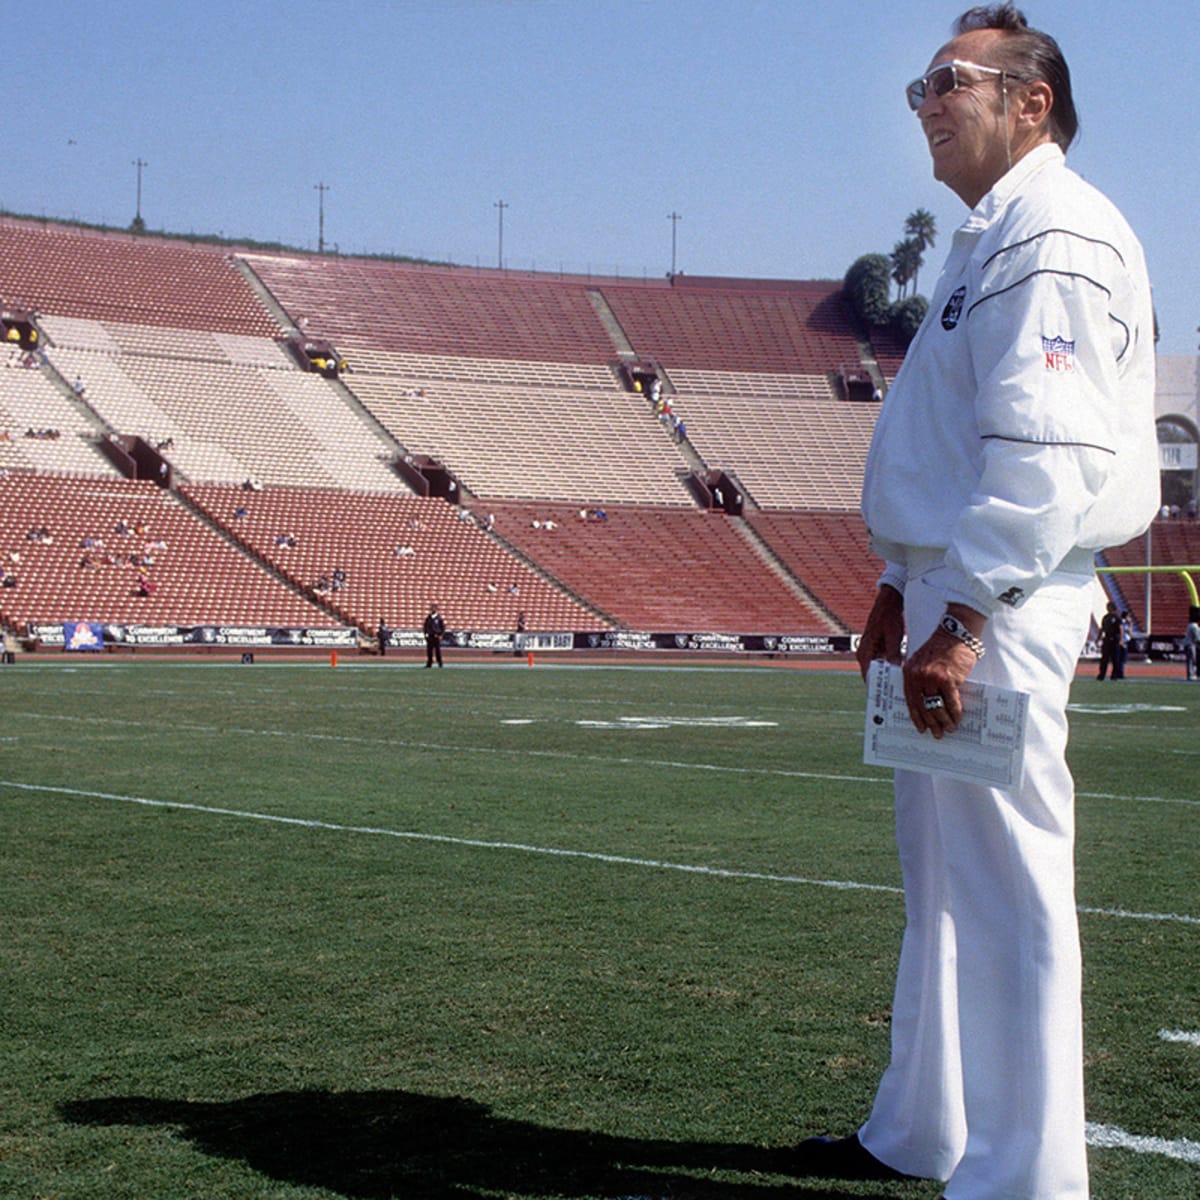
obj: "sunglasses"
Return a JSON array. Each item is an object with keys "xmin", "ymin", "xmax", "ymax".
[{"xmin": 905, "ymin": 59, "xmax": 1024, "ymax": 111}]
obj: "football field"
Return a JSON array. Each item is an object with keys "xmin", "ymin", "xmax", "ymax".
[{"xmin": 2, "ymin": 658, "xmax": 1197, "ymax": 1199}]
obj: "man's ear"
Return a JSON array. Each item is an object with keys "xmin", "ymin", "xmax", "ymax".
[{"xmin": 1016, "ymin": 79, "xmax": 1054, "ymax": 133}]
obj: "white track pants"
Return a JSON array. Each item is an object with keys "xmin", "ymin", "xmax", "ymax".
[{"xmin": 858, "ymin": 560, "xmax": 1094, "ymax": 1200}]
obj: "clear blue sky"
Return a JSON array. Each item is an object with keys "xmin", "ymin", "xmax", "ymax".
[{"xmin": 8, "ymin": 1, "xmax": 1197, "ymax": 353}]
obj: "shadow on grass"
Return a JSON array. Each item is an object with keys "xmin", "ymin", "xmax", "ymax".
[{"xmin": 60, "ymin": 1088, "xmax": 898, "ymax": 1200}]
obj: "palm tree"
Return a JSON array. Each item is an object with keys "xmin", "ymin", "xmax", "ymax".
[
  {"xmin": 891, "ymin": 238, "xmax": 922, "ymax": 300},
  {"xmin": 903, "ymin": 208, "xmax": 938, "ymax": 294}
]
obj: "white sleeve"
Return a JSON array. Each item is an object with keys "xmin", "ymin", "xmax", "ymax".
[{"xmin": 941, "ymin": 232, "xmax": 1131, "ymax": 614}]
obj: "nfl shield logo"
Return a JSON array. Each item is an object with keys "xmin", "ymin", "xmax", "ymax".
[{"xmin": 1042, "ymin": 335, "xmax": 1075, "ymax": 373}]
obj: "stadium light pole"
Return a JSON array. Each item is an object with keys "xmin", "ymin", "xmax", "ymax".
[
  {"xmin": 132, "ymin": 158, "xmax": 148, "ymax": 228},
  {"xmin": 314, "ymin": 182, "xmax": 330, "ymax": 255},
  {"xmin": 667, "ymin": 211, "xmax": 682, "ymax": 277},
  {"xmin": 494, "ymin": 199, "xmax": 508, "ymax": 270}
]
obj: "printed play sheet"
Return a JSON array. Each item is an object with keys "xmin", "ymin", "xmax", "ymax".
[{"xmin": 863, "ymin": 660, "xmax": 1029, "ymax": 789}]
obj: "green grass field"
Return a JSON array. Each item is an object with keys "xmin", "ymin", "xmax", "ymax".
[{"xmin": 2, "ymin": 658, "xmax": 1197, "ymax": 1199}]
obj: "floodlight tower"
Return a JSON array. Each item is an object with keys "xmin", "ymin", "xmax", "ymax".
[
  {"xmin": 667, "ymin": 211, "xmax": 682, "ymax": 277},
  {"xmin": 315, "ymin": 182, "xmax": 330, "ymax": 254},
  {"xmin": 494, "ymin": 199, "xmax": 508, "ymax": 269},
  {"xmin": 131, "ymin": 158, "xmax": 148, "ymax": 231}
]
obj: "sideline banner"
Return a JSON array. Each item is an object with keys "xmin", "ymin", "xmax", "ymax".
[
  {"xmin": 31, "ymin": 623, "xmax": 360, "ymax": 649},
  {"xmin": 63, "ymin": 622, "xmax": 104, "ymax": 651}
]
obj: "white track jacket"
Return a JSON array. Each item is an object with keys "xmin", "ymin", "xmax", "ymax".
[{"xmin": 861, "ymin": 143, "xmax": 1158, "ymax": 617}]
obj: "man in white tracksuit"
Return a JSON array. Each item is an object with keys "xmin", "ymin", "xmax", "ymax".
[{"xmin": 790, "ymin": 6, "xmax": 1158, "ymax": 1200}]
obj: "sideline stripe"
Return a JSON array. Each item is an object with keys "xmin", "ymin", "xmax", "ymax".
[
  {"xmin": 5, "ymin": 710, "xmax": 891, "ymax": 787},
  {"xmin": 1077, "ymin": 905, "xmax": 1200, "ymax": 927},
  {"xmin": 1159, "ymin": 1029, "xmax": 1200, "ymax": 1047},
  {"xmin": 0, "ymin": 779, "xmax": 902, "ymax": 896},
  {"xmin": 14, "ymin": 709, "xmax": 1200, "ymax": 805},
  {"xmin": 3, "ymin": 778, "xmax": 1198, "ymax": 926},
  {"xmin": 1086, "ymin": 1121, "xmax": 1200, "ymax": 1164}
]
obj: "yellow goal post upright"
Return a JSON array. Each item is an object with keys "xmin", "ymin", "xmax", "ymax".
[{"xmin": 1094, "ymin": 564, "xmax": 1200, "ymax": 635}]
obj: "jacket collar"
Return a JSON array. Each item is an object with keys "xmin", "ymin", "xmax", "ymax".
[{"xmin": 961, "ymin": 141, "xmax": 1064, "ymax": 231}]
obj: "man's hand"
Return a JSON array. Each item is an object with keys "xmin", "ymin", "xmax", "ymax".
[
  {"xmin": 857, "ymin": 584, "xmax": 905, "ymax": 681},
  {"xmin": 902, "ymin": 604, "xmax": 986, "ymax": 738}
]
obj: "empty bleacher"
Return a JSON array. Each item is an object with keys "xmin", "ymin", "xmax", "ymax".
[
  {"xmin": 239, "ymin": 254, "xmax": 617, "ymax": 363},
  {"xmin": 745, "ymin": 510, "xmax": 883, "ymax": 633},
  {"xmin": 342, "ymin": 357, "xmax": 692, "ymax": 504},
  {"xmin": 40, "ymin": 315, "xmax": 402, "ymax": 490},
  {"xmin": 667, "ymin": 369, "xmax": 879, "ymax": 509},
  {"xmin": 0, "ymin": 350, "xmax": 112, "ymax": 475},
  {"xmin": 600, "ymin": 278, "xmax": 863, "ymax": 375},
  {"xmin": 483, "ymin": 501, "xmax": 839, "ymax": 634},
  {"xmin": 0, "ymin": 219, "xmax": 280, "ymax": 337},
  {"xmin": 0, "ymin": 472, "xmax": 335, "ymax": 631},
  {"xmin": 181, "ymin": 484, "xmax": 610, "ymax": 633}
]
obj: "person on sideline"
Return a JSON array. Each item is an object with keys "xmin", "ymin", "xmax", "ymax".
[
  {"xmin": 790, "ymin": 7, "xmax": 1158, "ymax": 1200},
  {"xmin": 423, "ymin": 604, "xmax": 446, "ymax": 668},
  {"xmin": 1097, "ymin": 600, "xmax": 1123, "ymax": 680},
  {"xmin": 1184, "ymin": 608, "xmax": 1200, "ymax": 681}
]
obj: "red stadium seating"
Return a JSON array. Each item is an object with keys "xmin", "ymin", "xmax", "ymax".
[
  {"xmin": 0, "ymin": 214, "xmax": 914, "ymax": 643},
  {"xmin": 0, "ymin": 472, "xmax": 336, "ymax": 632}
]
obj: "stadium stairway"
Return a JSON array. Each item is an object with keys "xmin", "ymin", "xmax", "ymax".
[{"xmin": 731, "ymin": 515, "xmax": 845, "ymax": 633}]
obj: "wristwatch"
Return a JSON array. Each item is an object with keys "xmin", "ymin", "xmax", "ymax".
[{"xmin": 939, "ymin": 613, "xmax": 986, "ymax": 659}]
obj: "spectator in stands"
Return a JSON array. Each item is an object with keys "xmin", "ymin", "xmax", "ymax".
[
  {"xmin": 394, "ymin": 544, "xmax": 416, "ymax": 558},
  {"xmin": 234, "ymin": 505, "xmax": 249, "ymax": 521},
  {"xmin": 813, "ymin": 8, "xmax": 1159, "ymax": 1199},
  {"xmin": 1, "ymin": 569, "xmax": 17, "ymax": 589},
  {"xmin": 423, "ymin": 604, "xmax": 446, "ymax": 668},
  {"xmin": 72, "ymin": 375, "xmax": 86, "ymax": 397}
]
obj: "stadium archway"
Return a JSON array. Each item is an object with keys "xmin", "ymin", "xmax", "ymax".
[{"xmin": 1156, "ymin": 415, "xmax": 1198, "ymax": 513}]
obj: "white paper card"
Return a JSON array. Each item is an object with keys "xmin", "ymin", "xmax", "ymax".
[{"xmin": 863, "ymin": 660, "xmax": 1029, "ymax": 789}]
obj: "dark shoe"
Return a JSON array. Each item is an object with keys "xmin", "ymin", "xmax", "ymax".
[{"xmin": 782, "ymin": 1132, "xmax": 921, "ymax": 1182}]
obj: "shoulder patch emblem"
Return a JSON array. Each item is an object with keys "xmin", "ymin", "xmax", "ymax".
[
  {"xmin": 1042, "ymin": 335, "xmax": 1075, "ymax": 373},
  {"xmin": 941, "ymin": 285, "xmax": 966, "ymax": 330}
]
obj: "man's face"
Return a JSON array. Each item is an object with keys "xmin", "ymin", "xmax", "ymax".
[{"xmin": 915, "ymin": 29, "xmax": 1016, "ymax": 207}]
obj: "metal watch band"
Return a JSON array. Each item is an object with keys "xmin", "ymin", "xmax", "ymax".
[{"xmin": 939, "ymin": 613, "xmax": 986, "ymax": 659}]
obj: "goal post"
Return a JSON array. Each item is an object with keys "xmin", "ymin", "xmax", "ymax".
[{"xmin": 1095, "ymin": 564, "xmax": 1200, "ymax": 635}]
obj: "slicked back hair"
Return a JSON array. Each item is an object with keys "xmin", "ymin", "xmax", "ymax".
[{"xmin": 955, "ymin": 4, "xmax": 1079, "ymax": 150}]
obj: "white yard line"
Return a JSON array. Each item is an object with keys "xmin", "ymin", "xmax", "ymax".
[
  {"xmin": 1159, "ymin": 1029, "xmax": 1200, "ymax": 1047},
  {"xmin": 2, "ymin": 778, "xmax": 1198, "ymax": 926},
  {"xmin": 1086, "ymin": 1122, "xmax": 1200, "ymax": 1164}
]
